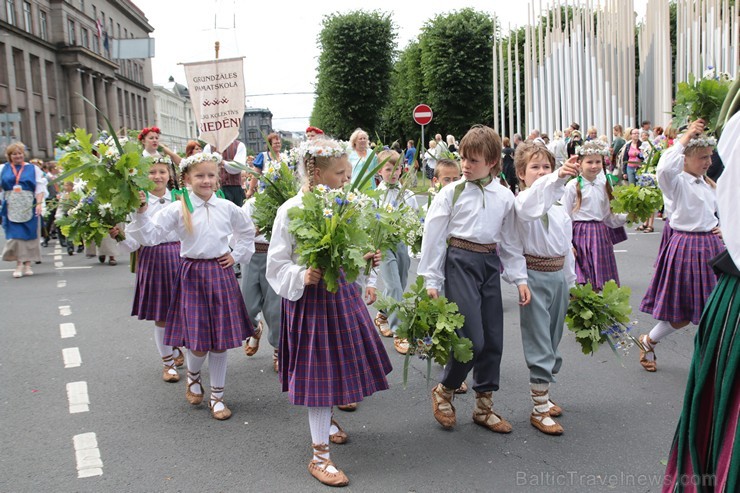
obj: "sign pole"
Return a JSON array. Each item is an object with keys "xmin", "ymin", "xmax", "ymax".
[
  {"xmin": 420, "ymin": 123, "xmax": 426, "ymax": 189},
  {"xmin": 412, "ymin": 103, "xmax": 433, "ymax": 190}
]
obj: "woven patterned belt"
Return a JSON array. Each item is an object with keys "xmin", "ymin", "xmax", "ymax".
[
  {"xmin": 525, "ymin": 254, "xmax": 565, "ymax": 272},
  {"xmin": 255, "ymin": 243, "xmax": 270, "ymax": 254},
  {"xmin": 448, "ymin": 237, "xmax": 497, "ymax": 254}
]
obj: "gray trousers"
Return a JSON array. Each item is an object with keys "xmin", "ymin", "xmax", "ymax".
[
  {"xmin": 241, "ymin": 252, "xmax": 281, "ymax": 348},
  {"xmin": 441, "ymin": 247, "xmax": 504, "ymax": 393},
  {"xmin": 379, "ymin": 242, "xmax": 411, "ymax": 332},
  {"xmin": 519, "ymin": 269, "xmax": 568, "ymax": 384}
]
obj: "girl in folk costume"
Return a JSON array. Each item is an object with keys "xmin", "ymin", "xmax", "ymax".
[
  {"xmin": 562, "ymin": 139, "xmax": 627, "ymax": 290},
  {"xmin": 373, "ymin": 149, "xmax": 418, "ymax": 355},
  {"xmin": 638, "ymin": 119, "xmax": 724, "ymax": 373},
  {"xmin": 266, "ymin": 138, "xmax": 391, "ymax": 487},
  {"xmin": 138, "ymin": 126, "xmax": 182, "ymax": 165},
  {"xmin": 127, "ymin": 152, "xmax": 255, "ymax": 420},
  {"xmin": 513, "ymin": 143, "xmax": 579, "ymax": 436},
  {"xmin": 114, "ymin": 156, "xmax": 185, "ymax": 382}
]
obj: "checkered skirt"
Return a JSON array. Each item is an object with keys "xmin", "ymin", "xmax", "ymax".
[
  {"xmin": 279, "ymin": 274, "xmax": 392, "ymax": 407},
  {"xmin": 640, "ymin": 230, "xmax": 723, "ymax": 324},
  {"xmin": 572, "ymin": 221, "xmax": 620, "ymax": 290},
  {"xmin": 131, "ymin": 242, "xmax": 181, "ymax": 322},
  {"xmin": 655, "ymin": 219, "xmax": 674, "ymax": 267},
  {"xmin": 164, "ymin": 258, "xmax": 254, "ymax": 351},
  {"xmin": 608, "ymin": 226, "xmax": 629, "ymax": 245}
]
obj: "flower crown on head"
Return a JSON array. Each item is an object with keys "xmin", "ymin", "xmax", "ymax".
[
  {"xmin": 138, "ymin": 126, "xmax": 161, "ymax": 141},
  {"xmin": 152, "ymin": 155, "xmax": 173, "ymax": 166},
  {"xmin": 686, "ymin": 135, "xmax": 717, "ymax": 149},
  {"xmin": 299, "ymin": 139, "xmax": 348, "ymax": 159},
  {"xmin": 179, "ymin": 152, "xmax": 222, "ymax": 172},
  {"xmin": 576, "ymin": 140, "xmax": 610, "ymax": 156}
]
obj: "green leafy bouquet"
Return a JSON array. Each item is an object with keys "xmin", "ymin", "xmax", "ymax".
[
  {"xmin": 565, "ymin": 281, "xmax": 644, "ymax": 359},
  {"xmin": 54, "ymin": 130, "xmax": 85, "ymax": 153},
  {"xmin": 55, "ymin": 190, "xmax": 127, "ymax": 246},
  {"xmin": 56, "ymin": 128, "xmax": 153, "ymax": 221},
  {"xmin": 610, "ymin": 181, "xmax": 664, "ymax": 224},
  {"xmin": 375, "ymin": 276, "xmax": 473, "ymax": 386},
  {"xmin": 288, "ymin": 185, "xmax": 375, "ymax": 293},
  {"xmin": 252, "ymin": 159, "xmax": 300, "ymax": 241},
  {"xmin": 673, "ymin": 69, "xmax": 733, "ymax": 133}
]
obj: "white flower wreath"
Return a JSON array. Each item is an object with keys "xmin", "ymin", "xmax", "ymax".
[
  {"xmin": 179, "ymin": 152, "xmax": 222, "ymax": 172},
  {"xmin": 686, "ymin": 135, "xmax": 717, "ymax": 149},
  {"xmin": 576, "ymin": 140, "xmax": 610, "ymax": 156},
  {"xmin": 299, "ymin": 140, "xmax": 348, "ymax": 159}
]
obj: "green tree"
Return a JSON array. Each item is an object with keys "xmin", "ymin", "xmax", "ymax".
[
  {"xmin": 378, "ymin": 41, "xmax": 424, "ymax": 146},
  {"xmin": 311, "ymin": 11, "xmax": 395, "ymax": 138},
  {"xmin": 418, "ymin": 9, "xmax": 496, "ymax": 138}
]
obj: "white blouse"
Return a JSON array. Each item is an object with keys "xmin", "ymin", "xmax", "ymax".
[
  {"xmin": 417, "ymin": 178, "xmax": 527, "ymax": 291},
  {"xmin": 127, "ymin": 192, "xmax": 255, "ymax": 264},
  {"xmin": 562, "ymin": 172, "xmax": 627, "ymax": 227},
  {"xmin": 266, "ymin": 191, "xmax": 376, "ymax": 302},
  {"xmin": 118, "ymin": 191, "xmax": 179, "ymax": 254},
  {"xmin": 514, "ymin": 172, "xmax": 577, "ymax": 286},
  {"xmin": 657, "ymin": 142, "xmax": 718, "ymax": 232},
  {"xmin": 242, "ymin": 197, "xmax": 268, "ymax": 245}
]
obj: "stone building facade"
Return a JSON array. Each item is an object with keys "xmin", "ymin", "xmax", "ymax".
[
  {"xmin": 0, "ymin": 0, "xmax": 154, "ymax": 159},
  {"xmin": 153, "ymin": 76, "xmax": 197, "ymax": 153}
]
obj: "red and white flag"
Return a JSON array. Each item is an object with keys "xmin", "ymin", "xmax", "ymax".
[{"xmin": 96, "ymin": 19, "xmax": 103, "ymax": 38}]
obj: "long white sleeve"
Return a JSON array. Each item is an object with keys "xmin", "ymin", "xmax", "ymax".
[
  {"xmin": 514, "ymin": 172, "xmax": 569, "ymax": 221},
  {"xmin": 266, "ymin": 195, "xmax": 308, "ymax": 301}
]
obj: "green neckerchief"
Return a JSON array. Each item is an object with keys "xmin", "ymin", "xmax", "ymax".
[
  {"xmin": 452, "ymin": 174, "xmax": 494, "ymax": 209},
  {"xmin": 215, "ymin": 189, "xmax": 226, "ymax": 199},
  {"xmin": 171, "ymin": 188, "xmax": 194, "ymax": 213},
  {"xmin": 384, "ymin": 183, "xmax": 400, "ymax": 190}
]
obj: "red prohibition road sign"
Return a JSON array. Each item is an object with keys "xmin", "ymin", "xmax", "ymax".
[{"xmin": 413, "ymin": 104, "xmax": 433, "ymax": 125}]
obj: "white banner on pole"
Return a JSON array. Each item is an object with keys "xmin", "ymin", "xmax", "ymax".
[{"xmin": 182, "ymin": 57, "xmax": 245, "ymax": 153}]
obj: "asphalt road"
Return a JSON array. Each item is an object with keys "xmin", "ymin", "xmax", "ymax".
[{"xmin": 1, "ymin": 220, "xmax": 697, "ymax": 492}]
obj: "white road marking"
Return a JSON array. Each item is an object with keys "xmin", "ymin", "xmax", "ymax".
[
  {"xmin": 55, "ymin": 261, "xmax": 64, "ymax": 267},
  {"xmin": 56, "ymin": 266, "xmax": 93, "ymax": 270},
  {"xmin": 57, "ymin": 280, "xmax": 67, "ymax": 288},
  {"xmin": 54, "ymin": 255, "xmax": 63, "ymax": 261},
  {"xmin": 66, "ymin": 381, "xmax": 89, "ymax": 413},
  {"xmin": 59, "ymin": 305, "xmax": 72, "ymax": 316},
  {"xmin": 73, "ymin": 433, "xmax": 103, "ymax": 478},
  {"xmin": 63, "ymin": 347, "xmax": 82, "ymax": 368},
  {"xmin": 60, "ymin": 323, "xmax": 76, "ymax": 338},
  {"xmin": 614, "ymin": 249, "xmax": 628, "ymax": 253}
]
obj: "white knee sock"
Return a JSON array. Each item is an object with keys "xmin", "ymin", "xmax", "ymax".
[
  {"xmin": 648, "ymin": 320, "xmax": 675, "ymax": 344},
  {"xmin": 308, "ymin": 407, "xmax": 337, "ymax": 472},
  {"xmin": 186, "ymin": 352, "xmax": 207, "ymax": 395},
  {"xmin": 208, "ymin": 351, "xmax": 228, "ymax": 412},
  {"xmin": 153, "ymin": 325, "xmax": 173, "ymax": 360}
]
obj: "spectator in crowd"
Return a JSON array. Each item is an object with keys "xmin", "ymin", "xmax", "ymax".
[
  {"xmin": 501, "ymin": 136, "xmax": 517, "ymax": 194},
  {"xmin": 348, "ymin": 128, "xmax": 378, "ymax": 189},
  {"xmin": 547, "ymin": 130, "xmax": 568, "ymax": 167}
]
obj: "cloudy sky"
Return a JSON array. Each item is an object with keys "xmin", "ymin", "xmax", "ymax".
[{"xmin": 132, "ymin": 0, "xmax": 647, "ymax": 133}]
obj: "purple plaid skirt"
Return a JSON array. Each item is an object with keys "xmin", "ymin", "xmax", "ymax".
[
  {"xmin": 131, "ymin": 242, "xmax": 181, "ymax": 322},
  {"xmin": 640, "ymin": 230, "xmax": 723, "ymax": 324},
  {"xmin": 608, "ymin": 226, "xmax": 629, "ymax": 245},
  {"xmin": 654, "ymin": 219, "xmax": 674, "ymax": 267},
  {"xmin": 165, "ymin": 258, "xmax": 254, "ymax": 351},
  {"xmin": 572, "ymin": 221, "xmax": 620, "ymax": 290},
  {"xmin": 280, "ymin": 274, "xmax": 392, "ymax": 407}
]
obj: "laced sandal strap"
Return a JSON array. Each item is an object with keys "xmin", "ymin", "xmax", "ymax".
[
  {"xmin": 311, "ymin": 443, "xmax": 331, "ymax": 463},
  {"xmin": 531, "ymin": 388, "xmax": 549, "ymax": 398},
  {"xmin": 162, "ymin": 355, "xmax": 175, "ymax": 366},
  {"xmin": 187, "ymin": 372, "xmax": 202, "ymax": 390}
]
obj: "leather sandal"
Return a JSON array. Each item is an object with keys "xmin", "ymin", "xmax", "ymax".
[
  {"xmin": 308, "ymin": 444, "xmax": 349, "ymax": 487},
  {"xmin": 393, "ymin": 336, "xmax": 409, "ymax": 355},
  {"xmin": 643, "ymin": 226, "xmax": 654, "ymax": 233},
  {"xmin": 161, "ymin": 355, "xmax": 180, "ymax": 383},
  {"xmin": 530, "ymin": 410, "xmax": 564, "ymax": 435},
  {"xmin": 209, "ymin": 391, "xmax": 232, "ymax": 420},
  {"xmin": 472, "ymin": 391, "xmax": 512, "ymax": 434},
  {"xmin": 454, "ymin": 381, "xmax": 468, "ymax": 394},
  {"xmin": 244, "ymin": 321, "xmax": 263, "ymax": 357},
  {"xmin": 185, "ymin": 372, "xmax": 204, "ymax": 405},
  {"xmin": 329, "ymin": 418, "xmax": 348, "ymax": 444},
  {"xmin": 108, "ymin": 257, "xmax": 117, "ymax": 265},
  {"xmin": 374, "ymin": 313, "xmax": 393, "ymax": 337},
  {"xmin": 172, "ymin": 347, "xmax": 185, "ymax": 367},
  {"xmin": 272, "ymin": 349, "xmax": 279, "ymax": 373},
  {"xmin": 431, "ymin": 383, "xmax": 456, "ymax": 429},
  {"xmin": 548, "ymin": 399, "xmax": 563, "ymax": 417},
  {"xmin": 639, "ymin": 334, "xmax": 657, "ymax": 372},
  {"xmin": 337, "ymin": 402, "xmax": 357, "ymax": 412}
]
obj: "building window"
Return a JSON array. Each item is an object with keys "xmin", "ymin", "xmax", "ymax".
[
  {"xmin": 6, "ymin": 0, "xmax": 16, "ymax": 26},
  {"xmin": 35, "ymin": 111, "xmax": 47, "ymax": 151},
  {"xmin": 22, "ymin": 1, "xmax": 31, "ymax": 33},
  {"xmin": 45, "ymin": 60, "xmax": 56, "ymax": 98},
  {"xmin": 0, "ymin": 43, "xmax": 7, "ymax": 86},
  {"xmin": 30, "ymin": 55, "xmax": 41, "ymax": 94},
  {"xmin": 13, "ymin": 48, "xmax": 26, "ymax": 90},
  {"xmin": 39, "ymin": 10, "xmax": 48, "ymax": 40},
  {"xmin": 81, "ymin": 28, "xmax": 89, "ymax": 49},
  {"xmin": 67, "ymin": 19, "xmax": 76, "ymax": 45},
  {"xmin": 80, "ymin": 0, "xmax": 84, "ymax": 11}
]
